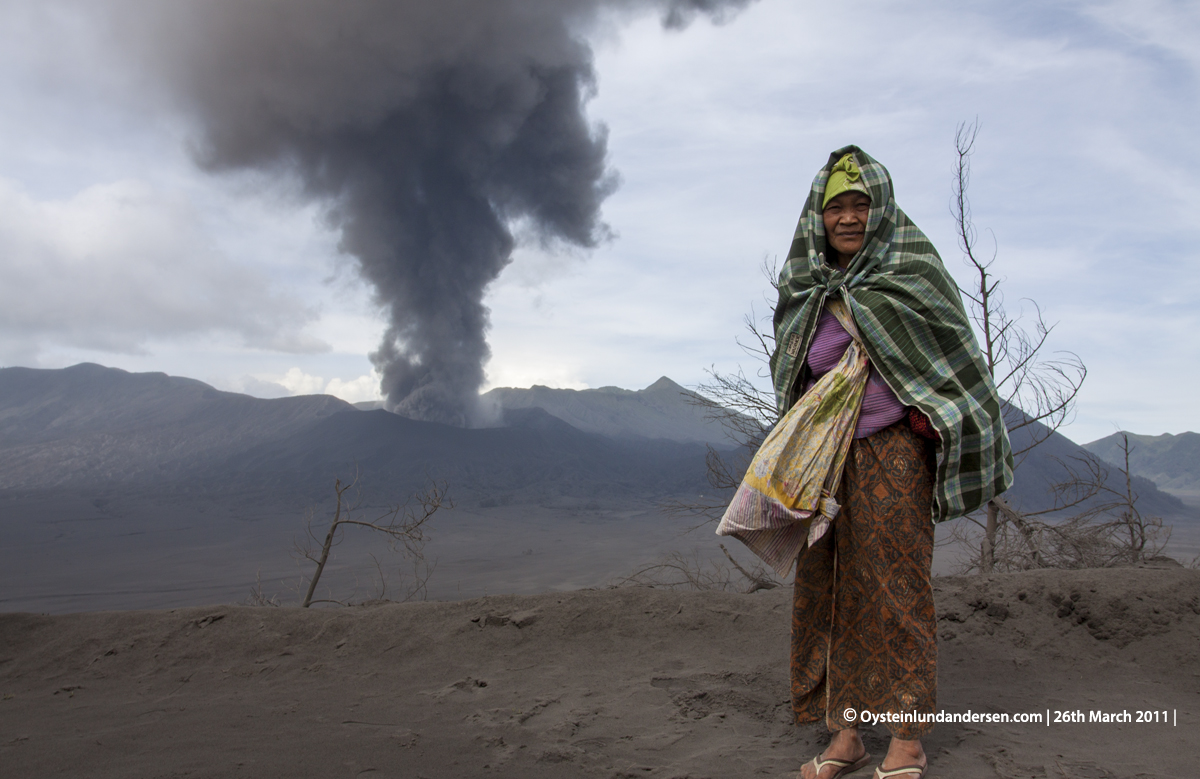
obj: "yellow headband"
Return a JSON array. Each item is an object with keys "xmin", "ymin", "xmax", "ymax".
[{"xmin": 822, "ymin": 153, "xmax": 870, "ymax": 208}]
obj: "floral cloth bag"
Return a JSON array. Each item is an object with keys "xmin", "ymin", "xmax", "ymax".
[{"xmin": 716, "ymin": 299, "xmax": 869, "ymax": 577}]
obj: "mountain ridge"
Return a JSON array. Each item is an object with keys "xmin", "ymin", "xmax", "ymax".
[
  {"xmin": 0, "ymin": 364, "xmax": 711, "ymax": 500},
  {"xmin": 0, "ymin": 363, "xmax": 353, "ymax": 490},
  {"xmin": 3, "ymin": 364, "xmax": 1192, "ymax": 518},
  {"xmin": 481, "ymin": 376, "xmax": 737, "ymax": 446},
  {"xmin": 3, "ymin": 363, "xmax": 1197, "ymax": 614},
  {"xmin": 1083, "ymin": 431, "xmax": 1200, "ymax": 501}
]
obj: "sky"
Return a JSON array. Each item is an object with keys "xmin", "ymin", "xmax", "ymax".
[{"xmin": 0, "ymin": 0, "xmax": 1197, "ymax": 445}]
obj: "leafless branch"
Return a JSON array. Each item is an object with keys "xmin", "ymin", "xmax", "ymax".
[
  {"xmin": 608, "ymin": 547, "xmax": 780, "ymax": 593},
  {"xmin": 664, "ymin": 257, "xmax": 784, "ymax": 530},
  {"xmin": 296, "ymin": 472, "xmax": 452, "ymax": 607},
  {"xmin": 949, "ymin": 436, "xmax": 1168, "ymax": 573},
  {"xmin": 719, "ymin": 543, "xmax": 779, "ymax": 593},
  {"xmin": 244, "ymin": 569, "xmax": 280, "ymax": 607},
  {"xmin": 952, "ymin": 120, "xmax": 1097, "ymax": 572}
]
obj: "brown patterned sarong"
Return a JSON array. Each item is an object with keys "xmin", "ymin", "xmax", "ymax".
[{"xmin": 790, "ymin": 421, "xmax": 936, "ymax": 739}]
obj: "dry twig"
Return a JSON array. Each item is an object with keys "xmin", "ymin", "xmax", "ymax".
[{"xmin": 295, "ymin": 473, "xmax": 452, "ymax": 607}]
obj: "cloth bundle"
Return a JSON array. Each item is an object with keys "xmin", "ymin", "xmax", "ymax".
[{"xmin": 715, "ymin": 299, "xmax": 868, "ymax": 577}]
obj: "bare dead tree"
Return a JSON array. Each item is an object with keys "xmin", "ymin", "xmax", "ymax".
[
  {"xmin": 949, "ymin": 452, "xmax": 1105, "ymax": 572},
  {"xmin": 674, "ymin": 129, "xmax": 1117, "ymax": 575},
  {"xmin": 609, "ymin": 550, "xmax": 736, "ymax": 591},
  {"xmin": 651, "ymin": 289, "xmax": 787, "ymax": 589},
  {"xmin": 244, "ymin": 569, "xmax": 281, "ymax": 607},
  {"xmin": 1066, "ymin": 433, "xmax": 1170, "ymax": 564},
  {"xmin": 954, "ymin": 121, "xmax": 1087, "ymax": 459},
  {"xmin": 608, "ymin": 544, "xmax": 777, "ymax": 593},
  {"xmin": 695, "ymin": 256, "xmax": 782, "ymax": 447},
  {"xmin": 951, "ymin": 120, "xmax": 1093, "ymax": 573},
  {"xmin": 296, "ymin": 474, "xmax": 452, "ymax": 607},
  {"xmin": 662, "ymin": 257, "xmax": 781, "ymax": 529},
  {"xmin": 950, "ymin": 436, "xmax": 1169, "ymax": 572},
  {"xmin": 717, "ymin": 543, "xmax": 780, "ymax": 593}
]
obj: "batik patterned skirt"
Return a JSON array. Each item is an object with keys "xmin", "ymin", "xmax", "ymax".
[{"xmin": 789, "ymin": 421, "xmax": 936, "ymax": 740}]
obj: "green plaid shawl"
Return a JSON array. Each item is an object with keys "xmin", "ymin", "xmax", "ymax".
[{"xmin": 770, "ymin": 145, "xmax": 1012, "ymax": 522}]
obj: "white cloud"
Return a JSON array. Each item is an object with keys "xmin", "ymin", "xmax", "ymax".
[
  {"xmin": 260, "ymin": 367, "xmax": 382, "ymax": 403},
  {"xmin": 1, "ymin": 0, "xmax": 1199, "ymax": 445},
  {"xmin": 324, "ymin": 373, "xmax": 382, "ymax": 403},
  {"xmin": 1084, "ymin": 0, "xmax": 1200, "ymax": 71},
  {"xmin": 276, "ymin": 367, "xmax": 328, "ymax": 396},
  {"xmin": 0, "ymin": 177, "xmax": 327, "ymax": 364},
  {"xmin": 227, "ymin": 374, "xmax": 291, "ymax": 399},
  {"xmin": 482, "ymin": 358, "xmax": 592, "ymax": 393}
]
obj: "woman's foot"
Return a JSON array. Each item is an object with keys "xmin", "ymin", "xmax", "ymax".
[
  {"xmin": 874, "ymin": 737, "xmax": 926, "ymax": 779},
  {"xmin": 799, "ymin": 727, "xmax": 869, "ymax": 779}
]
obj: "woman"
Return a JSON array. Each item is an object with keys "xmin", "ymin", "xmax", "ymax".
[{"xmin": 769, "ymin": 148, "xmax": 1012, "ymax": 779}]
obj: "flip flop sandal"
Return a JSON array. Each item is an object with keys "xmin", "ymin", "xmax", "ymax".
[
  {"xmin": 873, "ymin": 764, "xmax": 927, "ymax": 779},
  {"xmin": 802, "ymin": 752, "xmax": 872, "ymax": 779}
]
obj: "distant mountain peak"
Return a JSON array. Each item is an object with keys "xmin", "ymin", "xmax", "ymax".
[
  {"xmin": 479, "ymin": 376, "xmax": 731, "ymax": 445},
  {"xmin": 643, "ymin": 376, "xmax": 687, "ymax": 394},
  {"xmin": 1083, "ymin": 430, "xmax": 1200, "ymax": 501}
]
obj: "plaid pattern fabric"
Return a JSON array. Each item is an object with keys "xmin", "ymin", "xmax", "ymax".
[{"xmin": 769, "ymin": 146, "xmax": 1012, "ymax": 522}]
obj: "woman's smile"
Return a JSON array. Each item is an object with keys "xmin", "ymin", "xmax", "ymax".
[{"xmin": 822, "ymin": 190, "xmax": 871, "ymax": 266}]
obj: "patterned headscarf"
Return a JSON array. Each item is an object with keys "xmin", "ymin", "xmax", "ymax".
[
  {"xmin": 822, "ymin": 152, "xmax": 870, "ymax": 208},
  {"xmin": 769, "ymin": 145, "xmax": 1013, "ymax": 522}
]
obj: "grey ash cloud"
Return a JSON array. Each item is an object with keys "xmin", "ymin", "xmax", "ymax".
[{"xmin": 99, "ymin": 0, "xmax": 754, "ymax": 425}]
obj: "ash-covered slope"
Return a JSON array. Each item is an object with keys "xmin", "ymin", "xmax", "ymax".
[
  {"xmin": 223, "ymin": 405, "xmax": 710, "ymax": 501},
  {"xmin": 2, "ymin": 364, "xmax": 1189, "ymax": 518},
  {"xmin": 0, "ymin": 365, "xmax": 715, "ymax": 614},
  {"xmin": 481, "ymin": 376, "xmax": 738, "ymax": 446},
  {"xmin": 1006, "ymin": 417, "xmax": 1193, "ymax": 522},
  {"xmin": 0, "ymin": 364, "xmax": 353, "ymax": 490},
  {"xmin": 0, "ymin": 364, "xmax": 709, "ymax": 500},
  {"xmin": 478, "ymin": 379, "xmax": 1193, "ymax": 520},
  {"xmin": 1083, "ymin": 431, "xmax": 1200, "ymax": 500},
  {"xmin": 2, "ymin": 566, "xmax": 1197, "ymax": 779}
]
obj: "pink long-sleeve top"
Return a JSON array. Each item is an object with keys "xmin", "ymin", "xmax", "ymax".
[{"xmin": 803, "ymin": 307, "xmax": 908, "ymax": 438}]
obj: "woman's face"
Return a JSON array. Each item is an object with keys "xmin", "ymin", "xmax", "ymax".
[{"xmin": 822, "ymin": 191, "xmax": 871, "ymax": 266}]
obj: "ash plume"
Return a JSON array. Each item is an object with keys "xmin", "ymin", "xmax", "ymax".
[{"xmin": 101, "ymin": 0, "xmax": 754, "ymax": 425}]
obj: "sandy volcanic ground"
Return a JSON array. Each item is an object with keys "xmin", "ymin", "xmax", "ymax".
[{"xmin": 1, "ymin": 564, "xmax": 1197, "ymax": 779}]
